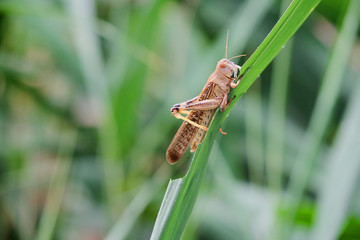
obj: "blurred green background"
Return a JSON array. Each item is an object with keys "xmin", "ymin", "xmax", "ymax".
[{"xmin": 1, "ymin": 0, "xmax": 360, "ymax": 239}]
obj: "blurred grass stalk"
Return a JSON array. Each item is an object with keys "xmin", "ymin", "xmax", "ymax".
[
  {"xmin": 35, "ymin": 128, "xmax": 77, "ymax": 240},
  {"xmin": 310, "ymin": 78, "xmax": 360, "ymax": 239},
  {"xmin": 265, "ymin": 1, "xmax": 293, "ymax": 237},
  {"xmin": 151, "ymin": 0, "xmax": 321, "ymax": 238},
  {"xmin": 105, "ymin": 166, "xmax": 168, "ymax": 240},
  {"xmin": 283, "ymin": 0, "xmax": 360, "ymax": 236},
  {"xmin": 65, "ymin": 0, "xmax": 122, "ymax": 214},
  {"xmin": 244, "ymin": 82, "xmax": 264, "ymax": 185},
  {"xmin": 266, "ymin": 0, "xmax": 293, "ymax": 191}
]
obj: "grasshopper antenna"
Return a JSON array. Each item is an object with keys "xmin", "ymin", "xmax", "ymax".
[
  {"xmin": 225, "ymin": 29, "xmax": 229, "ymax": 59},
  {"xmin": 228, "ymin": 54, "xmax": 246, "ymax": 61}
]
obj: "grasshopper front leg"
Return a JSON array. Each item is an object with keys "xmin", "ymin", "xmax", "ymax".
[
  {"xmin": 220, "ymin": 93, "xmax": 230, "ymax": 112},
  {"xmin": 230, "ymin": 72, "xmax": 243, "ymax": 89},
  {"xmin": 221, "ymin": 73, "xmax": 243, "ymax": 111},
  {"xmin": 171, "ymin": 98, "xmax": 222, "ymax": 131}
]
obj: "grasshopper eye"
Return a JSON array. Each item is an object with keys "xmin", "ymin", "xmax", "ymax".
[{"xmin": 231, "ymin": 71, "xmax": 235, "ymax": 78}]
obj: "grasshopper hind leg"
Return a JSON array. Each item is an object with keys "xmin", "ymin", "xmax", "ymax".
[
  {"xmin": 171, "ymin": 110, "xmax": 208, "ymax": 131},
  {"xmin": 170, "ymin": 97, "xmax": 222, "ymax": 131}
]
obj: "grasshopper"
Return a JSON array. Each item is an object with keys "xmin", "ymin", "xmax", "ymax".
[{"xmin": 166, "ymin": 34, "xmax": 244, "ymax": 164}]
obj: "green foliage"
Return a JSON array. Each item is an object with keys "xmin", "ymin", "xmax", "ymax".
[{"xmin": 1, "ymin": 0, "xmax": 360, "ymax": 239}]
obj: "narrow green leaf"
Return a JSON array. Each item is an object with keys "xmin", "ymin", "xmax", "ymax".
[{"xmin": 151, "ymin": 179, "xmax": 183, "ymax": 240}]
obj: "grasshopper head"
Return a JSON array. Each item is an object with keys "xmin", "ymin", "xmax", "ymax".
[{"xmin": 217, "ymin": 58, "xmax": 241, "ymax": 80}]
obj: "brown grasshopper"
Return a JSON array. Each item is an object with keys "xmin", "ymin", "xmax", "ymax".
[{"xmin": 166, "ymin": 35, "xmax": 244, "ymax": 164}]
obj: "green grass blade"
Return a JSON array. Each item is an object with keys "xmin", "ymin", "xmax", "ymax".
[
  {"xmin": 283, "ymin": 0, "xmax": 360, "ymax": 233},
  {"xmin": 151, "ymin": 0, "xmax": 321, "ymax": 239},
  {"xmin": 151, "ymin": 179, "xmax": 184, "ymax": 240},
  {"xmin": 231, "ymin": 0, "xmax": 320, "ymax": 99}
]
